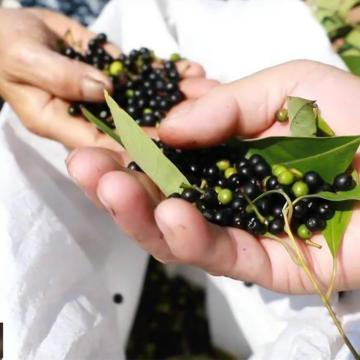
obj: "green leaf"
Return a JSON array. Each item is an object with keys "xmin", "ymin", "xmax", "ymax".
[
  {"xmin": 345, "ymin": 29, "xmax": 360, "ymax": 49},
  {"xmin": 305, "ymin": 185, "xmax": 360, "ymax": 201},
  {"xmin": 104, "ymin": 91, "xmax": 190, "ymax": 196},
  {"xmin": 322, "ymin": 201, "xmax": 353, "ymax": 257},
  {"xmin": 341, "ymin": 55, "xmax": 360, "ymax": 75},
  {"xmin": 315, "ymin": 0, "xmax": 341, "ymax": 11},
  {"xmin": 288, "ymin": 97, "xmax": 317, "ymax": 137},
  {"xmin": 82, "ymin": 107, "xmax": 123, "ymax": 145},
  {"xmin": 228, "ymin": 136, "xmax": 360, "ymax": 183},
  {"xmin": 317, "ymin": 116, "xmax": 336, "ymax": 137}
]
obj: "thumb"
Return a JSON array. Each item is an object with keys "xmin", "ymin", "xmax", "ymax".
[
  {"xmin": 9, "ymin": 42, "xmax": 112, "ymax": 102},
  {"xmin": 159, "ymin": 60, "xmax": 319, "ymax": 148}
]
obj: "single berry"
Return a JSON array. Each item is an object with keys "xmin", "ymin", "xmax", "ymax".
[
  {"xmin": 253, "ymin": 162, "xmax": 271, "ymax": 180},
  {"xmin": 277, "ymin": 170, "xmax": 295, "ymax": 185},
  {"xmin": 113, "ymin": 293, "xmax": 123, "ymax": 304},
  {"xmin": 201, "ymin": 189, "xmax": 219, "ymax": 207},
  {"xmin": 237, "ymin": 158, "xmax": 250, "ymax": 169},
  {"xmin": 293, "ymin": 200, "xmax": 308, "ymax": 219},
  {"xmin": 231, "ymin": 195, "xmax": 247, "ymax": 211},
  {"xmin": 218, "ymin": 188, "xmax": 233, "ymax": 205},
  {"xmin": 249, "ymin": 154, "xmax": 265, "ymax": 166},
  {"xmin": 269, "ymin": 218, "xmax": 284, "ymax": 235},
  {"xmin": 333, "ymin": 173, "xmax": 355, "ymax": 191},
  {"xmin": 170, "ymin": 53, "xmax": 181, "ymax": 62},
  {"xmin": 242, "ymin": 182, "xmax": 260, "ymax": 199},
  {"xmin": 292, "ymin": 181, "xmax": 309, "ymax": 198},
  {"xmin": 297, "ymin": 224, "xmax": 311, "ymax": 240},
  {"xmin": 127, "ymin": 161, "xmax": 142, "ymax": 171},
  {"xmin": 216, "ymin": 159, "xmax": 231, "ymax": 171},
  {"xmin": 68, "ymin": 103, "xmax": 81, "ymax": 116},
  {"xmin": 214, "ymin": 208, "xmax": 232, "ymax": 226},
  {"xmin": 224, "ymin": 167, "xmax": 237, "ymax": 179},
  {"xmin": 238, "ymin": 166, "xmax": 254, "ymax": 179},
  {"xmin": 306, "ymin": 216, "xmax": 326, "ymax": 232},
  {"xmin": 303, "ymin": 171, "xmax": 324, "ymax": 192},
  {"xmin": 317, "ymin": 202, "xmax": 335, "ymax": 220},
  {"xmin": 275, "ymin": 108, "xmax": 288, "ymax": 123},
  {"xmin": 246, "ymin": 216, "xmax": 267, "ymax": 235},
  {"xmin": 109, "ymin": 60, "xmax": 124, "ymax": 76},
  {"xmin": 265, "ymin": 176, "xmax": 279, "ymax": 190},
  {"xmin": 272, "ymin": 164, "xmax": 287, "ymax": 177},
  {"xmin": 181, "ymin": 188, "xmax": 200, "ymax": 203},
  {"xmin": 272, "ymin": 204, "xmax": 284, "ymax": 218},
  {"xmin": 96, "ymin": 33, "xmax": 107, "ymax": 44},
  {"xmin": 255, "ymin": 197, "xmax": 271, "ymax": 216},
  {"xmin": 202, "ymin": 209, "xmax": 215, "ymax": 222},
  {"xmin": 203, "ymin": 166, "xmax": 220, "ymax": 180},
  {"xmin": 228, "ymin": 174, "xmax": 243, "ymax": 189}
]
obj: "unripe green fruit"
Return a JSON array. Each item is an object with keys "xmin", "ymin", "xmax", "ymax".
[
  {"xmin": 224, "ymin": 167, "xmax": 237, "ymax": 179},
  {"xmin": 278, "ymin": 170, "xmax": 295, "ymax": 185},
  {"xmin": 109, "ymin": 60, "xmax": 124, "ymax": 76},
  {"xmin": 272, "ymin": 164, "xmax": 287, "ymax": 177},
  {"xmin": 218, "ymin": 189, "xmax": 233, "ymax": 205},
  {"xmin": 216, "ymin": 159, "xmax": 231, "ymax": 171},
  {"xmin": 276, "ymin": 109, "xmax": 288, "ymax": 123},
  {"xmin": 297, "ymin": 224, "xmax": 311, "ymax": 240},
  {"xmin": 292, "ymin": 181, "xmax": 309, "ymax": 197}
]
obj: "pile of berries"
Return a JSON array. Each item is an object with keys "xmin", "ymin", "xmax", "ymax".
[
  {"xmin": 129, "ymin": 142, "xmax": 355, "ymax": 239},
  {"xmin": 61, "ymin": 33, "xmax": 184, "ymax": 127}
]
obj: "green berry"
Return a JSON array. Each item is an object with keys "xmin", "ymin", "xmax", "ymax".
[
  {"xmin": 215, "ymin": 186, "xmax": 222, "ymax": 193},
  {"xmin": 143, "ymin": 108, "xmax": 152, "ymax": 114},
  {"xmin": 224, "ymin": 167, "xmax": 237, "ymax": 179},
  {"xmin": 297, "ymin": 224, "xmax": 311, "ymax": 240},
  {"xmin": 216, "ymin": 159, "xmax": 231, "ymax": 171},
  {"xmin": 292, "ymin": 181, "xmax": 309, "ymax": 197},
  {"xmin": 272, "ymin": 164, "xmax": 287, "ymax": 177},
  {"xmin": 109, "ymin": 60, "xmax": 124, "ymax": 76},
  {"xmin": 217, "ymin": 188, "xmax": 233, "ymax": 205},
  {"xmin": 170, "ymin": 53, "xmax": 181, "ymax": 62},
  {"xmin": 125, "ymin": 89, "xmax": 134, "ymax": 98},
  {"xmin": 276, "ymin": 109, "xmax": 288, "ymax": 123},
  {"xmin": 278, "ymin": 170, "xmax": 295, "ymax": 185}
]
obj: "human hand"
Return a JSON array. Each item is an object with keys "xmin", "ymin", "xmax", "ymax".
[
  {"xmin": 0, "ymin": 8, "xmax": 214, "ymax": 151},
  {"xmin": 66, "ymin": 60, "xmax": 360, "ymax": 293}
]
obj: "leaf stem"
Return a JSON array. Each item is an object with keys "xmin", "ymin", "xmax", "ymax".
[
  {"xmin": 326, "ymin": 259, "xmax": 338, "ymax": 301},
  {"xmin": 243, "ymin": 194, "xmax": 267, "ymax": 224},
  {"xmin": 283, "ymin": 208, "xmax": 359, "ymax": 359}
]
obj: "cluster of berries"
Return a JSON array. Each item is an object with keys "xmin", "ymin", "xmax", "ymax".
[
  {"xmin": 61, "ymin": 33, "xmax": 184, "ymax": 127},
  {"xmin": 129, "ymin": 142, "xmax": 355, "ymax": 239}
]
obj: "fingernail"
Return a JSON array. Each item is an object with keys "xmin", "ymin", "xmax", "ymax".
[
  {"xmin": 81, "ymin": 75, "xmax": 111, "ymax": 100},
  {"xmin": 163, "ymin": 102, "xmax": 194, "ymax": 124}
]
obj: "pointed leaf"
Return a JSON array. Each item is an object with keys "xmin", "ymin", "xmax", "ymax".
[
  {"xmin": 104, "ymin": 91, "xmax": 190, "ymax": 196},
  {"xmin": 82, "ymin": 107, "xmax": 122, "ymax": 145},
  {"xmin": 322, "ymin": 202, "xmax": 353, "ymax": 257},
  {"xmin": 317, "ymin": 116, "xmax": 336, "ymax": 137},
  {"xmin": 288, "ymin": 97, "xmax": 317, "ymax": 137}
]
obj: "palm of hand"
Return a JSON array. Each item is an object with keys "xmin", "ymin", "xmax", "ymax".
[{"xmin": 67, "ymin": 60, "xmax": 360, "ymax": 294}]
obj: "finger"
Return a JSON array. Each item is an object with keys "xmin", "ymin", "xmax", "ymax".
[
  {"xmin": 3, "ymin": 81, "xmax": 120, "ymax": 151},
  {"xmin": 7, "ymin": 41, "xmax": 112, "ymax": 102},
  {"xmin": 66, "ymin": 147, "xmax": 124, "ymax": 208},
  {"xmin": 179, "ymin": 78, "xmax": 219, "ymax": 99},
  {"xmin": 176, "ymin": 60, "xmax": 206, "ymax": 78},
  {"xmin": 159, "ymin": 60, "xmax": 321, "ymax": 148},
  {"xmin": 154, "ymin": 198, "xmax": 273, "ymax": 283},
  {"xmin": 96, "ymin": 170, "xmax": 174, "ymax": 262}
]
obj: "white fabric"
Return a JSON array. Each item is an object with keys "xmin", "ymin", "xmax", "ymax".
[{"xmin": 1, "ymin": 0, "xmax": 360, "ymax": 359}]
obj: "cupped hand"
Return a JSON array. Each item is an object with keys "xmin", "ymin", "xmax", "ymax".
[
  {"xmin": 66, "ymin": 60, "xmax": 360, "ymax": 294},
  {"xmin": 0, "ymin": 8, "xmax": 215, "ymax": 151}
]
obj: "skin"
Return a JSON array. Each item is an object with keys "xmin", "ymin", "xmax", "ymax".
[
  {"xmin": 0, "ymin": 8, "xmax": 217, "ymax": 151},
  {"xmin": 66, "ymin": 60, "xmax": 360, "ymax": 295}
]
